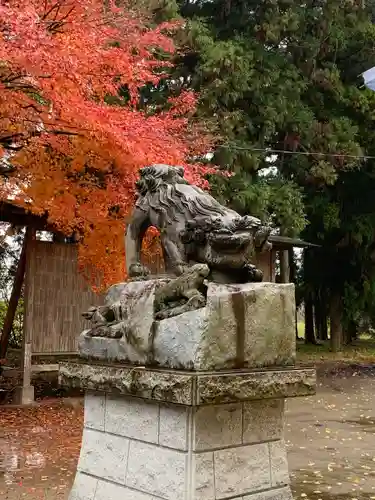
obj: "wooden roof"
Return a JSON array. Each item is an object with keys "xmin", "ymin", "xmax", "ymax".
[
  {"xmin": 0, "ymin": 201, "xmax": 52, "ymax": 230},
  {"xmin": 269, "ymin": 234, "xmax": 319, "ymax": 250}
]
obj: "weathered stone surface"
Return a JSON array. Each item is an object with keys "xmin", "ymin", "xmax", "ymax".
[
  {"xmin": 152, "ymin": 308, "xmax": 209, "ymax": 370},
  {"xmin": 84, "ymin": 392, "xmax": 105, "ymax": 431},
  {"xmin": 214, "ymin": 443, "xmax": 271, "ymax": 499},
  {"xmin": 159, "ymin": 404, "xmax": 189, "ymax": 450},
  {"xmin": 193, "ymin": 403, "xmax": 242, "ymax": 450},
  {"xmin": 77, "ymin": 428, "xmax": 129, "ymax": 485},
  {"xmin": 195, "ymin": 283, "xmax": 239, "ymax": 370},
  {"xmin": 196, "ymin": 368, "xmax": 316, "ymax": 405},
  {"xmin": 194, "ymin": 452, "xmax": 215, "ymax": 500},
  {"xmin": 126, "ymin": 441, "xmax": 186, "ymax": 499},
  {"xmin": 242, "ymin": 283, "xmax": 296, "ymax": 368},
  {"xmin": 241, "ymin": 487, "xmax": 293, "ymax": 500},
  {"xmin": 79, "ymin": 281, "xmax": 296, "ymax": 371},
  {"xmin": 95, "ymin": 481, "xmax": 158, "ymax": 500},
  {"xmin": 59, "ymin": 363, "xmax": 316, "ymax": 406},
  {"xmin": 59, "ymin": 362, "xmax": 194, "ymax": 405},
  {"xmin": 69, "ymin": 472, "xmax": 98, "ymax": 500},
  {"xmin": 269, "ymin": 441, "xmax": 290, "ymax": 487},
  {"xmin": 105, "ymin": 395, "xmax": 159, "ymax": 443},
  {"xmin": 243, "ymin": 399, "xmax": 284, "ymax": 443},
  {"xmin": 79, "ymin": 279, "xmax": 163, "ymax": 364}
]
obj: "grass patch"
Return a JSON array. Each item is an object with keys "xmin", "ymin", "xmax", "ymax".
[{"xmin": 297, "ymin": 339, "xmax": 375, "ymax": 365}]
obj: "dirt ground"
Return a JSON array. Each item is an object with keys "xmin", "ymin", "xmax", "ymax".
[
  {"xmin": 287, "ymin": 374, "xmax": 375, "ymax": 500},
  {"xmin": 2, "ymin": 374, "xmax": 375, "ymax": 499}
]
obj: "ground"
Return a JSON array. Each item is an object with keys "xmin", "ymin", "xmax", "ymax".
[
  {"xmin": 288, "ymin": 373, "xmax": 375, "ymax": 500},
  {"xmin": 1, "ymin": 373, "xmax": 375, "ymax": 499}
]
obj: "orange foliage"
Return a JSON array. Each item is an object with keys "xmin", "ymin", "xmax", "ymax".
[{"xmin": 0, "ymin": 0, "xmax": 212, "ymax": 289}]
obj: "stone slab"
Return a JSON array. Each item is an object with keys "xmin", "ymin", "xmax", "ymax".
[
  {"xmin": 59, "ymin": 362, "xmax": 316, "ymax": 406},
  {"xmin": 84, "ymin": 392, "xmax": 105, "ymax": 431},
  {"xmin": 69, "ymin": 472, "xmax": 98, "ymax": 500},
  {"xmin": 159, "ymin": 404, "xmax": 189, "ymax": 450},
  {"xmin": 196, "ymin": 369, "xmax": 316, "ymax": 405},
  {"xmin": 241, "ymin": 487, "xmax": 293, "ymax": 500},
  {"xmin": 126, "ymin": 441, "xmax": 186, "ymax": 499},
  {"xmin": 269, "ymin": 441, "xmax": 289, "ymax": 487},
  {"xmin": 77, "ymin": 428, "xmax": 129, "ymax": 485},
  {"xmin": 78, "ymin": 281, "xmax": 296, "ymax": 371},
  {"xmin": 214, "ymin": 443, "xmax": 271, "ymax": 498},
  {"xmin": 105, "ymin": 395, "xmax": 159, "ymax": 443},
  {"xmin": 95, "ymin": 481, "xmax": 158, "ymax": 500},
  {"xmin": 243, "ymin": 400, "xmax": 284, "ymax": 444},
  {"xmin": 193, "ymin": 403, "xmax": 242, "ymax": 450}
]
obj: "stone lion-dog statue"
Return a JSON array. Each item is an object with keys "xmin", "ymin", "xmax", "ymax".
[
  {"xmin": 125, "ymin": 164, "xmax": 272, "ymax": 284},
  {"xmin": 82, "ymin": 164, "xmax": 273, "ymax": 337}
]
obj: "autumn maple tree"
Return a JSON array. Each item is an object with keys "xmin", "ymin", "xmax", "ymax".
[{"xmin": 0, "ymin": 0, "xmax": 210, "ymax": 287}]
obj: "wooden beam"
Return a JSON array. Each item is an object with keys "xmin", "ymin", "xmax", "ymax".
[{"xmin": 0, "ymin": 202, "xmax": 50, "ymax": 229}]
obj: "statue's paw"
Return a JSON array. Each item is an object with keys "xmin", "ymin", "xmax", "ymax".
[{"xmin": 82, "ymin": 306, "xmax": 97, "ymax": 320}]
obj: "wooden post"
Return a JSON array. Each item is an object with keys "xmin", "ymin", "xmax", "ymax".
[
  {"xmin": 0, "ymin": 227, "xmax": 34, "ymax": 359},
  {"xmin": 279, "ymin": 249, "xmax": 290, "ymax": 283},
  {"xmin": 14, "ymin": 227, "xmax": 36, "ymax": 404}
]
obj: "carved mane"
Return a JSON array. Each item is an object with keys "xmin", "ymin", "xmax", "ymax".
[{"xmin": 135, "ymin": 164, "xmax": 230, "ymax": 225}]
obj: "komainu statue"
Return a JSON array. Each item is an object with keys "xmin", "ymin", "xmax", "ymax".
[
  {"xmin": 126, "ymin": 164, "xmax": 272, "ymax": 284},
  {"xmin": 82, "ymin": 164, "xmax": 273, "ymax": 340}
]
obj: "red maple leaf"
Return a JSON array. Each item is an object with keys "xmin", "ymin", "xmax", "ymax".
[{"xmin": 0, "ymin": 0, "xmax": 214, "ymax": 288}]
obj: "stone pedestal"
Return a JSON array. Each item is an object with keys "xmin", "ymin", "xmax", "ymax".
[
  {"xmin": 60, "ymin": 281, "xmax": 316, "ymax": 499},
  {"xmin": 60, "ymin": 363, "xmax": 316, "ymax": 500}
]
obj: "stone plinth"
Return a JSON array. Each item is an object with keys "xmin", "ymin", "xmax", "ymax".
[
  {"xmin": 61, "ymin": 363, "xmax": 316, "ymax": 500},
  {"xmin": 79, "ymin": 282, "xmax": 296, "ymax": 371}
]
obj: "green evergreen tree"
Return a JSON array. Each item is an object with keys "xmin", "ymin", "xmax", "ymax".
[{"xmin": 153, "ymin": 0, "xmax": 375, "ymax": 347}]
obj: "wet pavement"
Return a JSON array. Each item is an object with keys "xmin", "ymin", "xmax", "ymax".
[
  {"xmin": 287, "ymin": 375, "xmax": 375, "ymax": 500},
  {"xmin": 0, "ymin": 400, "xmax": 82, "ymax": 499},
  {"xmin": 1, "ymin": 377, "xmax": 375, "ymax": 499}
]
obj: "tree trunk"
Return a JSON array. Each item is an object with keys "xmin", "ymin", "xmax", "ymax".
[
  {"xmin": 314, "ymin": 292, "xmax": 322, "ymax": 340},
  {"xmin": 314, "ymin": 290, "xmax": 328, "ymax": 341},
  {"xmin": 320, "ymin": 297, "xmax": 328, "ymax": 341},
  {"xmin": 330, "ymin": 293, "xmax": 343, "ymax": 352},
  {"xmin": 305, "ymin": 294, "xmax": 316, "ymax": 344},
  {"xmin": 0, "ymin": 227, "xmax": 34, "ymax": 359},
  {"xmin": 344, "ymin": 320, "xmax": 357, "ymax": 345}
]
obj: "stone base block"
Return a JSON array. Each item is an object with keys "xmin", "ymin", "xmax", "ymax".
[
  {"xmin": 12, "ymin": 385, "xmax": 35, "ymax": 405},
  {"xmin": 79, "ymin": 281, "xmax": 296, "ymax": 371},
  {"xmin": 70, "ymin": 392, "xmax": 294, "ymax": 500}
]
